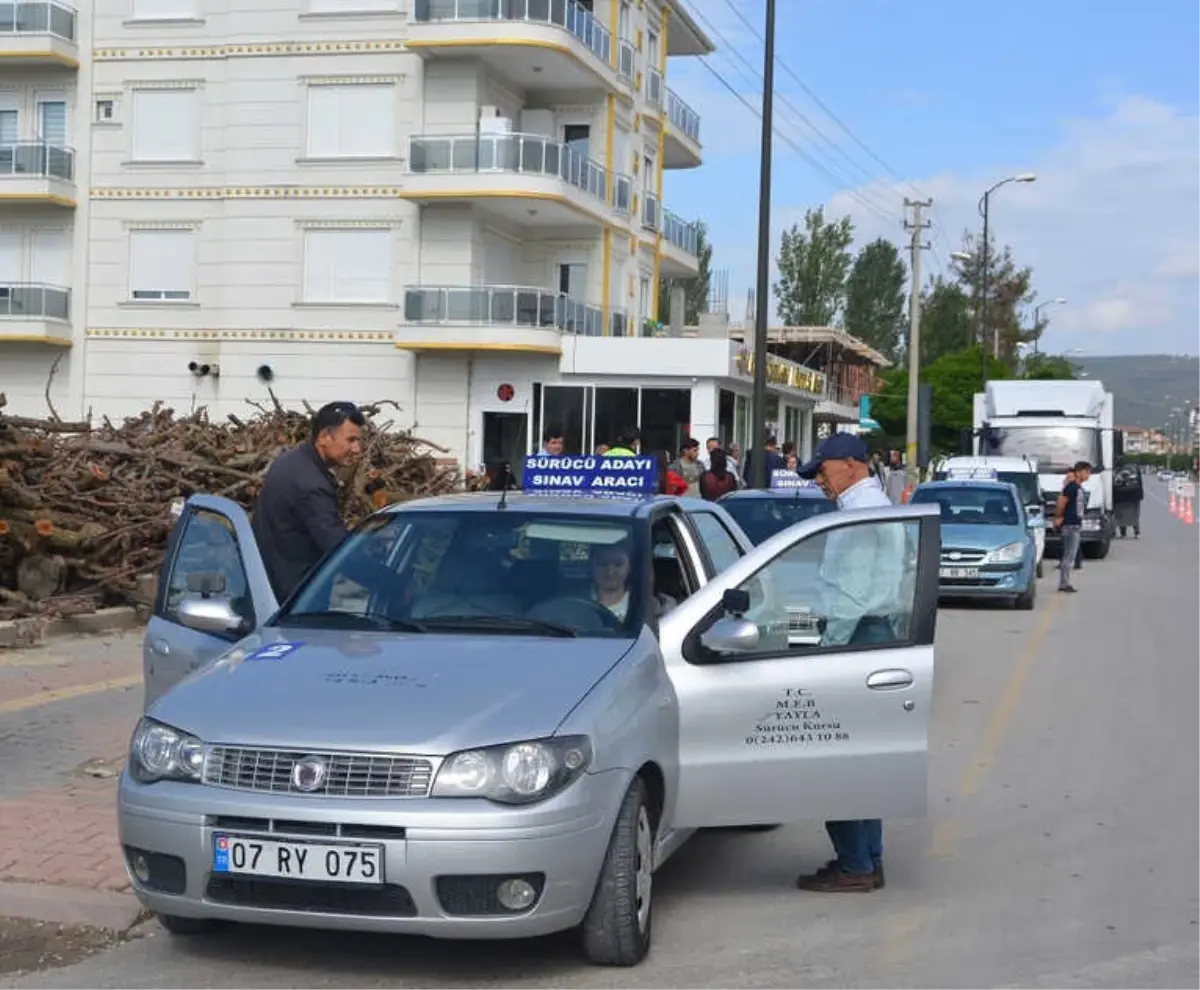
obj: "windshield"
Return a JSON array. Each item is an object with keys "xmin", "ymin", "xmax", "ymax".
[
  {"xmin": 984, "ymin": 426, "xmax": 1103, "ymax": 472},
  {"xmin": 276, "ymin": 511, "xmax": 644, "ymax": 638},
  {"xmin": 721, "ymin": 496, "xmax": 837, "ymax": 545},
  {"xmin": 911, "ymin": 485, "xmax": 1021, "ymax": 526}
]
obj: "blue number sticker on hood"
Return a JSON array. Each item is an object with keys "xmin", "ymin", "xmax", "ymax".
[{"xmin": 245, "ymin": 641, "xmax": 304, "ymax": 661}]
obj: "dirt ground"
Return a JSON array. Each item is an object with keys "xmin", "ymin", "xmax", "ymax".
[{"xmin": 0, "ymin": 916, "xmax": 135, "ymax": 979}]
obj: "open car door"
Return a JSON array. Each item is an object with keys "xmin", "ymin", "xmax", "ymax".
[
  {"xmin": 657, "ymin": 502, "xmax": 940, "ymax": 828},
  {"xmin": 143, "ymin": 494, "xmax": 277, "ymax": 708}
]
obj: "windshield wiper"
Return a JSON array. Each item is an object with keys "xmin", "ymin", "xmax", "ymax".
[
  {"xmin": 277, "ymin": 610, "xmax": 427, "ymax": 633},
  {"xmin": 419, "ymin": 615, "xmax": 577, "ymax": 638}
]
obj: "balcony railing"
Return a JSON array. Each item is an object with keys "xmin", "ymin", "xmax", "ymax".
[
  {"xmin": 666, "ymin": 87, "xmax": 701, "ymax": 144},
  {"xmin": 0, "ymin": 0, "xmax": 75, "ymax": 39},
  {"xmin": 409, "ymin": 132, "xmax": 610, "ymax": 205},
  {"xmin": 617, "ymin": 38, "xmax": 634, "ymax": 81},
  {"xmin": 0, "ymin": 283, "xmax": 70, "ymax": 321},
  {"xmin": 405, "ymin": 284, "xmax": 609, "ymax": 337},
  {"xmin": 640, "ymin": 191, "xmax": 659, "ymax": 231},
  {"xmin": 645, "ymin": 66, "xmax": 663, "ymax": 108},
  {"xmin": 0, "ymin": 142, "xmax": 74, "ymax": 181},
  {"xmin": 411, "ymin": 0, "xmax": 611, "ymax": 67},
  {"xmin": 613, "ymin": 173, "xmax": 631, "ymax": 214},
  {"xmin": 662, "ymin": 209, "xmax": 699, "ymax": 256}
]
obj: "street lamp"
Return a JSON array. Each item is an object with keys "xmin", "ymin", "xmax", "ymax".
[
  {"xmin": 1031, "ymin": 296, "xmax": 1067, "ymax": 355},
  {"xmin": 978, "ymin": 173, "xmax": 1036, "ymax": 387}
]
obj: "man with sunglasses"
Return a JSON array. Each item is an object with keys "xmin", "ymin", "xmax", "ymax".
[{"xmin": 252, "ymin": 401, "xmax": 364, "ymax": 600}]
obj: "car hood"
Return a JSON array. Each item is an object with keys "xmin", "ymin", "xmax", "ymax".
[
  {"xmin": 148, "ymin": 628, "xmax": 634, "ymax": 754},
  {"xmin": 940, "ymin": 523, "xmax": 1027, "ymax": 551}
]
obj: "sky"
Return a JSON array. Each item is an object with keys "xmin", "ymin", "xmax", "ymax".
[{"xmin": 662, "ymin": 0, "xmax": 1200, "ymax": 357}]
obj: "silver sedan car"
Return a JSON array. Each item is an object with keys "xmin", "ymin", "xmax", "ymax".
[{"xmin": 121, "ymin": 491, "xmax": 940, "ymax": 965}]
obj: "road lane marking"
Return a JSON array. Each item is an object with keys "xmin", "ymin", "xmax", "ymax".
[
  {"xmin": 879, "ymin": 903, "xmax": 929, "ymax": 969},
  {"xmin": 0, "ymin": 675, "xmax": 142, "ymax": 715}
]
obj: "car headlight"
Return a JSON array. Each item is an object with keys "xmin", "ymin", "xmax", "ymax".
[
  {"xmin": 985, "ymin": 541, "xmax": 1025, "ymax": 564},
  {"xmin": 129, "ymin": 718, "xmax": 205, "ymax": 784},
  {"xmin": 431, "ymin": 736, "xmax": 592, "ymax": 805}
]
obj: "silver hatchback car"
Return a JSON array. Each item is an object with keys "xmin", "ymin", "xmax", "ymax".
[{"xmin": 121, "ymin": 491, "xmax": 940, "ymax": 965}]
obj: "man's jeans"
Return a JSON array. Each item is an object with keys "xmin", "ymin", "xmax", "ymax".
[
  {"xmin": 1059, "ymin": 525, "xmax": 1082, "ymax": 588},
  {"xmin": 824, "ymin": 615, "xmax": 890, "ymax": 875}
]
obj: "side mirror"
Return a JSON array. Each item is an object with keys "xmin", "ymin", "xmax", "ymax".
[
  {"xmin": 700, "ymin": 615, "xmax": 760, "ymax": 654},
  {"xmin": 177, "ymin": 595, "xmax": 243, "ymax": 635}
]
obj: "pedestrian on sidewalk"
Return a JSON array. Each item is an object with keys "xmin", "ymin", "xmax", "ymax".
[
  {"xmin": 251, "ymin": 401, "xmax": 363, "ymax": 600},
  {"xmin": 1055, "ymin": 461, "xmax": 1090, "ymax": 593}
]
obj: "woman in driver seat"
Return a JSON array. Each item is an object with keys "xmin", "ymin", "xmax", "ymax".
[{"xmin": 591, "ymin": 542, "xmax": 676, "ymax": 620}]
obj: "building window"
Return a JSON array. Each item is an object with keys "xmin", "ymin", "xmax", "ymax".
[
  {"xmin": 130, "ymin": 89, "xmax": 199, "ymax": 162},
  {"xmin": 302, "ymin": 228, "xmax": 392, "ymax": 304},
  {"xmin": 38, "ymin": 101, "xmax": 67, "ymax": 145},
  {"xmin": 95, "ymin": 99, "xmax": 116, "ymax": 123},
  {"xmin": 129, "ymin": 228, "xmax": 195, "ymax": 301},
  {"xmin": 130, "ymin": 0, "xmax": 197, "ymax": 20},
  {"xmin": 305, "ymin": 84, "xmax": 395, "ymax": 159}
]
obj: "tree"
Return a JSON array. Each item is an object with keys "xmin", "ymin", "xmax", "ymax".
[
  {"xmin": 657, "ymin": 222, "xmax": 712, "ymax": 326},
  {"xmin": 773, "ymin": 207, "xmax": 854, "ymax": 326},
  {"xmin": 843, "ymin": 238, "xmax": 907, "ymax": 361},
  {"xmin": 1022, "ymin": 353, "xmax": 1076, "ymax": 380},
  {"xmin": 919, "ymin": 276, "xmax": 973, "ymax": 365},
  {"xmin": 951, "ymin": 232, "xmax": 1036, "ymax": 366}
]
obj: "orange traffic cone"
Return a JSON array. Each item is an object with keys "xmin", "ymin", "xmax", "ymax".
[
  {"xmin": 1170, "ymin": 490, "xmax": 1178, "ymax": 516},
  {"xmin": 1185, "ymin": 499, "xmax": 1194, "ymax": 525}
]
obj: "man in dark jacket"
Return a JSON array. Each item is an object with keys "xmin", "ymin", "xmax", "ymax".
[{"xmin": 251, "ymin": 401, "xmax": 364, "ymax": 600}]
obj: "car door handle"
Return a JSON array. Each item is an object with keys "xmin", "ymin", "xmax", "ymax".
[
  {"xmin": 866, "ymin": 669, "xmax": 913, "ymax": 690},
  {"xmin": 150, "ymin": 638, "xmax": 171, "ymax": 656}
]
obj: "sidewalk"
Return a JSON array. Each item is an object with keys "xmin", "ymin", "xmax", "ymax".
[{"xmin": 0, "ymin": 632, "xmax": 145, "ymax": 933}]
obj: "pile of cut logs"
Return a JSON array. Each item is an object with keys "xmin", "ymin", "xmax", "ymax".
[{"xmin": 0, "ymin": 391, "xmax": 464, "ymax": 621}]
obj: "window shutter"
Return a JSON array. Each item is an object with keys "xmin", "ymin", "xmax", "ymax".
[
  {"xmin": 0, "ymin": 231, "xmax": 20, "ymax": 282},
  {"xmin": 132, "ymin": 90, "xmax": 198, "ymax": 161},
  {"xmin": 307, "ymin": 84, "xmax": 393, "ymax": 158},
  {"xmin": 304, "ymin": 229, "xmax": 391, "ymax": 303},
  {"xmin": 303, "ymin": 230, "xmax": 338, "ymax": 301},
  {"xmin": 31, "ymin": 229, "xmax": 70, "ymax": 286},
  {"xmin": 130, "ymin": 229, "xmax": 194, "ymax": 299},
  {"xmin": 306, "ymin": 87, "xmax": 341, "ymax": 158},
  {"xmin": 38, "ymin": 102, "xmax": 67, "ymax": 145}
]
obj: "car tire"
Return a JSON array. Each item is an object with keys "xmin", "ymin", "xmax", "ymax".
[
  {"xmin": 1036, "ymin": 560, "xmax": 1044, "ymax": 579},
  {"xmin": 1015, "ymin": 580, "xmax": 1036, "ymax": 610},
  {"xmin": 156, "ymin": 913, "xmax": 213, "ymax": 936},
  {"xmin": 580, "ymin": 776, "xmax": 655, "ymax": 967}
]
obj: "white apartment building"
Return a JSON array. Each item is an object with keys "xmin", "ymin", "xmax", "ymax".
[{"xmin": 2, "ymin": 0, "xmax": 826, "ymax": 471}]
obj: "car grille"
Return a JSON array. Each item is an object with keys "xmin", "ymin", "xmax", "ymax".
[
  {"xmin": 206, "ymin": 875, "xmax": 418, "ymax": 916},
  {"xmin": 940, "ymin": 547, "xmax": 987, "ymax": 565},
  {"xmin": 203, "ymin": 747, "xmax": 435, "ymax": 798}
]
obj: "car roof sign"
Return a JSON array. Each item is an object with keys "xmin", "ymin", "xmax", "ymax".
[
  {"xmin": 770, "ymin": 468, "xmax": 816, "ymax": 491},
  {"xmin": 946, "ymin": 465, "xmax": 999, "ymax": 480},
  {"xmin": 522, "ymin": 453, "xmax": 658, "ymax": 500}
]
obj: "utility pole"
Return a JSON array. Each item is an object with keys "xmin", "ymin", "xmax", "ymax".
[
  {"xmin": 903, "ymin": 199, "xmax": 931, "ymax": 487},
  {"xmin": 749, "ymin": 0, "xmax": 775, "ymax": 489}
]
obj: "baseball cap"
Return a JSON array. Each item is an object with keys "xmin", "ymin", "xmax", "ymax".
[{"xmin": 796, "ymin": 433, "xmax": 870, "ymax": 479}]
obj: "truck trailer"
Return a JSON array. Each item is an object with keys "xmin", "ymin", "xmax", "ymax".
[{"xmin": 972, "ymin": 380, "xmax": 1121, "ymax": 560}]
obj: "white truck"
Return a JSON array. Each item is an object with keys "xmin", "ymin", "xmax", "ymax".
[{"xmin": 972, "ymin": 380, "xmax": 1120, "ymax": 560}]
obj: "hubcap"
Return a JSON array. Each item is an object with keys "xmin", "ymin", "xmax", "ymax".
[{"xmin": 634, "ymin": 805, "xmax": 653, "ymax": 932}]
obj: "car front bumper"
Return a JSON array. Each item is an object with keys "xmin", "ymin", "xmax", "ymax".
[
  {"xmin": 117, "ymin": 768, "xmax": 626, "ymax": 939},
  {"xmin": 937, "ymin": 561, "xmax": 1034, "ymax": 600}
]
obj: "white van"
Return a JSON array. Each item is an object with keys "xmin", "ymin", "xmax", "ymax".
[{"xmin": 932, "ymin": 456, "xmax": 1045, "ymax": 578}]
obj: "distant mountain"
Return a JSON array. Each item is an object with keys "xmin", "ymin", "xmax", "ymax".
[{"xmin": 1069, "ymin": 355, "xmax": 1199, "ymax": 429}]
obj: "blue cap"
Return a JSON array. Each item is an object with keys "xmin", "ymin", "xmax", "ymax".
[{"xmin": 796, "ymin": 433, "xmax": 870, "ymax": 479}]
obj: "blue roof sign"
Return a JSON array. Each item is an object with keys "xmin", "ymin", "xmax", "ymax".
[
  {"xmin": 522, "ymin": 454, "xmax": 657, "ymax": 498},
  {"xmin": 946, "ymin": 466, "xmax": 999, "ymax": 480},
  {"xmin": 770, "ymin": 469, "xmax": 815, "ymax": 490}
]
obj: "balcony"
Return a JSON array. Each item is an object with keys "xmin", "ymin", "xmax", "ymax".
[
  {"xmin": 0, "ymin": 0, "xmax": 77, "ymax": 67},
  {"xmin": 663, "ymin": 88, "xmax": 702, "ymax": 168},
  {"xmin": 0, "ymin": 283, "xmax": 71, "ymax": 345},
  {"xmin": 408, "ymin": 0, "xmax": 617, "ymax": 93},
  {"xmin": 660, "ymin": 209, "xmax": 701, "ymax": 278},
  {"xmin": 397, "ymin": 284, "xmax": 630, "ymax": 353},
  {"xmin": 403, "ymin": 132, "xmax": 613, "ymax": 227},
  {"xmin": 0, "ymin": 142, "xmax": 76, "ymax": 206}
]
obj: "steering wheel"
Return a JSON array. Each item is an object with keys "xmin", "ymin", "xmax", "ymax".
[{"xmin": 527, "ymin": 596, "xmax": 625, "ymax": 633}]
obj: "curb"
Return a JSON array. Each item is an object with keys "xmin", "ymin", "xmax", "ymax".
[
  {"xmin": 0, "ymin": 881, "xmax": 145, "ymax": 934},
  {"xmin": 0, "ymin": 606, "xmax": 148, "ymax": 650}
]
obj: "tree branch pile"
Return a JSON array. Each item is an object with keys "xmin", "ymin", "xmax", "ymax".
[{"xmin": 0, "ymin": 392, "xmax": 467, "ymax": 621}]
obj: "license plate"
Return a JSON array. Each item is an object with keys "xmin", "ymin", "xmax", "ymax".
[
  {"xmin": 212, "ymin": 834, "xmax": 383, "ymax": 885},
  {"xmin": 940, "ymin": 566, "xmax": 979, "ymax": 579}
]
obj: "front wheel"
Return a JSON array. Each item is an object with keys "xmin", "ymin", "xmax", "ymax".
[
  {"xmin": 1015, "ymin": 580, "xmax": 1037, "ymax": 611},
  {"xmin": 580, "ymin": 777, "xmax": 655, "ymax": 966},
  {"xmin": 1036, "ymin": 559, "xmax": 1044, "ymax": 579}
]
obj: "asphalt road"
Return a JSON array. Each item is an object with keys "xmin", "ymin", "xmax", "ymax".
[{"xmin": 4, "ymin": 483, "xmax": 1197, "ymax": 989}]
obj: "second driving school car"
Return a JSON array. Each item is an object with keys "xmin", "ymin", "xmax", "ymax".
[{"xmin": 121, "ymin": 454, "xmax": 941, "ymax": 966}]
